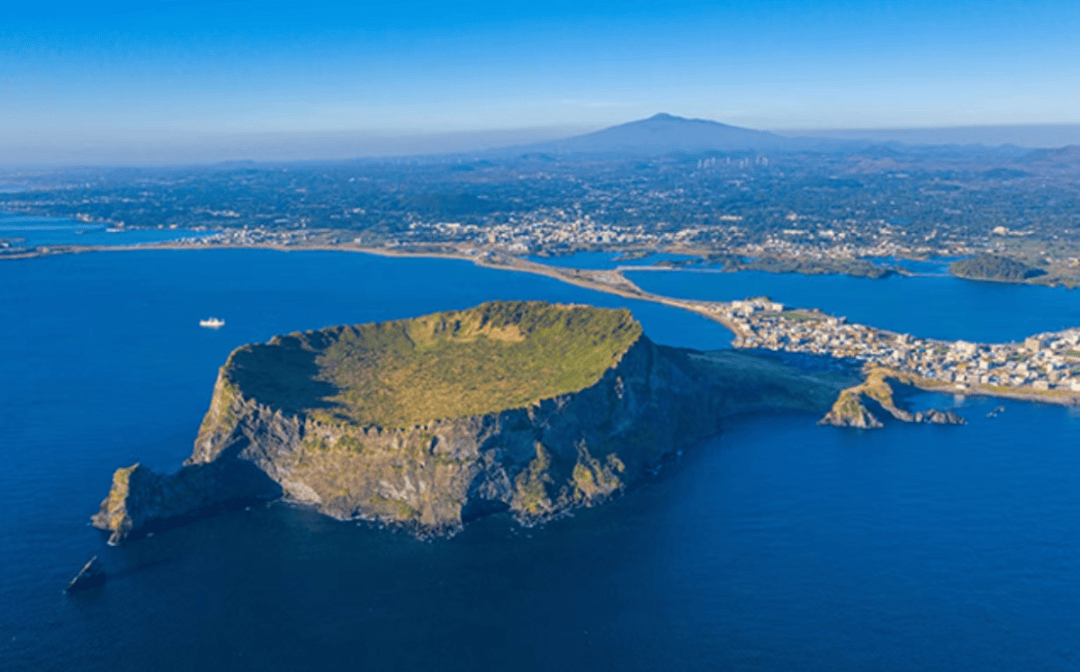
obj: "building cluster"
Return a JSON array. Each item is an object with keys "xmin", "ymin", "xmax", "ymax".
[
  {"xmin": 741, "ymin": 235, "xmax": 943, "ymax": 264},
  {"xmin": 401, "ymin": 211, "xmax": 964, "ymax": 262},
  {"xmin": 712, "ymin": 297, "xmax": 1080, "ymax": 394},
  {"xmin": 167, "ymin": 227, "xmax": 342, "ymax": 247},
  {"xmin": 102, "ymin": 214, "xmax": 968, "ymax": 273},
  {"xmin": 407, "ymin": 212, "xmax": 667, "ymax": 254}
]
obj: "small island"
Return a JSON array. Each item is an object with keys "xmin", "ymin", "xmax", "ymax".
[
  {"xmin": 949, "ymin": 254, "xmax": 1047, "ymax": 283},
  {"xmin": 948, "ymin": 252, "xmax": 1080, "ymax": 289},
  {"xmin": 93, "ymin": 301, "xmax": 855, "ymax": 543}
]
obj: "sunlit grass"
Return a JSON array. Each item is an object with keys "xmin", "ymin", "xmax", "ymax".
[{"xmin": 224, "ymin": 301, "xmax": 642, "ymax": 429}]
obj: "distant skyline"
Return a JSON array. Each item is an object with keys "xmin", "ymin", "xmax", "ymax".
[{"xmin": 4, "ymin": 0, "xmax": 1080, "ymax": 163}]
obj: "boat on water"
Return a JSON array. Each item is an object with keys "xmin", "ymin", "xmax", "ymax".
[{"xmin": 199, "ymin": 317, "xmax": 225, "ymax": 329}]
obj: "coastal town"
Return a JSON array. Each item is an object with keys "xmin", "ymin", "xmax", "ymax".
[
  {"xmin": 6, "ymin": 132, "xmax": 1080, "ymax": 287},
  {"xmin": 0, "ymin": 220, "xmax": 933, "ymax": 274},
  {"xmin": 6, "ymin": 219, "xmax": 1079, "ymax": 405},
  {"xmin": 704, "ymin": 295, "xmax": 1080, "ymax": 401}
]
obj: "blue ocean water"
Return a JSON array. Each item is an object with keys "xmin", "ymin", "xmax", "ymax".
[
  {"xmin": 0, "ymin": 214, "xmax": 206, "ymax": 247},
  {"xmin": 862, "ymin": 255, "xmax": 961, "ymax": 275},
  {"xmin": 627, "ymin": 267, "xmax": 1080, "ymax": 344},
  {"xmin": 2, "ymin": 248, "xmax": 1080, "ymax": 671}
]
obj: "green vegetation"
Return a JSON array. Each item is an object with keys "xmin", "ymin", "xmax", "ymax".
[
  {"xmin": 196, "ymin": 377, "xmax": 242, "ymax": 440},
  {"xmin": 831, "ymin": 389, "xmax": 871, "ymax": 419},
  {"xmin": 365, "ymin": 494, "xmax": 419, "ymax": 520},
  {"xmin": 821, "ymin": 367, "xmax": 969, "ymax": 427},
  {"xmin": 335, "ymin": 435, "xmax": 363, "ymax": 453},
  {"xmin": 223, "ymin": 301, "xmax": 643, "ymax": 429},
  {"xmin": 950, "ymin": 254, "xmax": 1046, "ymax": 282},
  {"xmin": 780, "ymin": 310, "xmax": 823, "ymax": 322},
  {"xmin": 95, "ymin": 464, "xmax": 139, "ymax": 532},
  {"xmin": 612, "ymin": 250, "xmax": 652, "ymax": 262},
  {"xmin": 820, "ymin": 367, "xmax": 912, "ymax": 427},
  {"xmin": 983, "ymin": 239, "xmax": 1080, "ymax": 289},
  {"xmin": 301, "ymin": 437, "xmax": 330, "ymax": 452},
  {"xmin": 732, "ymin": 256, "xmax": 895, "ymax": 279},
  {"xmin": 703, "ymin": 254, "xmax": 895, "ymax": 279},
  {"xmin": 571, "ymin": 443, "xmax": 625, "ymax": 502},
  {"xmin": 513, "ymin": 443, "xmax": 556, "ymax": 517}
]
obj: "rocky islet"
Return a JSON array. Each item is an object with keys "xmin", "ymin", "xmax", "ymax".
[{"xmin": 93, "ymin": 301, "xmax": 855, "ymax": 544}]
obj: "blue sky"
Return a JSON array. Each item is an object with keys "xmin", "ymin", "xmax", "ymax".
[{"xmin": 3, "ymin": 0, "xmax": 1079, "ymax": 159}]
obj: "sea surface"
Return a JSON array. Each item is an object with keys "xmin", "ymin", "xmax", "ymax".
[
  {"xmin": 2, "ymin": 246, "xmax": 1079, "ymax": 671},
  {"xmin": 0, "ymin": 214, "xmax": 206, "ymax": 247},
  {"xmin": 525, "ymin": 251, "xmax": 958, "ymax": 276},
  {"xmin": 627, "ymin": 266, "xmax": 1080, "ymax": 344}
]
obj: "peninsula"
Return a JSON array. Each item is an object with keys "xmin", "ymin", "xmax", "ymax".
[
  {"xmin": 717, "ymin": 296, "xmax": 1080, "ymax": 403},
  {"xmin": 93, "ymin": 301, "xmax": 855, "ymax": 543},
  {"xmin": 14, "ymin": 234, "xmax": 1079, "ymax": 415}
]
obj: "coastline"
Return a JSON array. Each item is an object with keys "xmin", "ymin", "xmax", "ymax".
[
  {"xmin": 7, "ymin": 238, "xmax": 1077, "ymax": 409},
  {"xmin": 949, "ymin": 269, "xmax": 1080, "ymax": 290},
  {"xmin": 5, "ymin": 239, "xmax": 750, "ymax": 336},
  {"xmin": 908, "ymin": 375, "xmax": 1080, "ymax": 406}
]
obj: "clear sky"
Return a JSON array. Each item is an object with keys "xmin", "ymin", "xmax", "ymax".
[{"xmin": 3, "ymin": 0, "xmax": 1079, "ymax": 160}]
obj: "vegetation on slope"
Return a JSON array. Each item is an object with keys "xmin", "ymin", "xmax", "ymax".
[
  {"xmin": 820, "ymin": 367, "xmax": 964, "ymax": 428},
  {"xmin": 705, "ymin": 254, "xmax": 895, "ymax": 279},
  {"xmin": 950, "ymin": 254, "xmax": 1046, "ymax": 282},
  {"xmin": 222, "ymin": 301, "xmax": 643, "ymax": 429}
]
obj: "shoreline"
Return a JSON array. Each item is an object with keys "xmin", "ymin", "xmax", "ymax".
[
  {"xmin": 10, "ymin": 236, "xmax": 1077, "ymax": 287},
  {"xmin": 17, "ymin": 239, "xmax": 750, "ymax": 335},
  {"xmin": 6, "ymin": 239, "xmax": 1076, "ymax": 408},
  {"xmin": 909, "ymin": 377, "xmax": 1080, "ymax": 406}
]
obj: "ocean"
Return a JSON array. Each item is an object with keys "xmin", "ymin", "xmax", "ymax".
[
  {"xmin": 0, "ymin": 214, "xmax": 205, "ymax": 248},
  {"xmin": 2, "ymin": 246, "xmax": 1079, "ymax": 671}
]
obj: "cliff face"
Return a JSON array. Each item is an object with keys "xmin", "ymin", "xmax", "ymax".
[
  {"xmin": 819, "ymin": 367, "xmax": 965, "ymax": 429},
  {"xmin": 93, "ymin": 303, "xmax": 740, "ymax": 543},
  {"xmin": 92, "ymin": 459, "xmax": 280, "ymax": 544},
  {"xmin": 819, "ymin": 389, "xmax": 885, "ymax": 428},
  {"xmin": 185, "ymin": 336, "xmax": 719, "ymax": 530},
  {"xmin": 94, "ymin": 302, "xmax": 858, "ymax": 544}
]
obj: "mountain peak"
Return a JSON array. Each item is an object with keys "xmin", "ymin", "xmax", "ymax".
[
  {"xmin": 521, "ymin": 113, "xmax": 788, "ymax": 155},
  {"xmin": 645, "ymin": 113, "xmax": 683, "ymax": 122}
]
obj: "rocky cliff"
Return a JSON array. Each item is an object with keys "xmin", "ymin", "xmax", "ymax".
[
  {"xmin": 94, "ymin": 301, "xmax": 853, "ymax": 544},
  {"xmin": 820, "ymin": 367, "xmax": 965, "ymax": 428}
]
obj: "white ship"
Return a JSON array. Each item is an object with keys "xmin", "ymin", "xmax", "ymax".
[{"xmin": 199, "ymin": 317, "xmax": 225, "ymax": 329}]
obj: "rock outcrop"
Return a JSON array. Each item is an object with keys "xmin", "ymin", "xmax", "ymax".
[
  {"xmin": 94, "ymin": 301, "xmax": 854, "ymax": 543},
  {"xmin": 92, "ymin": 460, "xmax": 280, "ymax": 544},
  {"xmin": 65, "ymin": 556, "xmax": 106, "ymax": 593},
  {"xmin": 819, "ymin": 388, "xmax": 885, "ymax": 428},
  {"xmin": 913, "ymin": 409, "xmax": 965, "ymax": 425},
  {"xmin": 820, "ymin": 367, "xmax": 965, "ymax": 428}
]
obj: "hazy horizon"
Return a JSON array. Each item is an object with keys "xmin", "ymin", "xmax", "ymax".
[
  {"xmin": 5, "ymin": 0, "xmax": 1080, "ymax": 165},
  {"xmin": 3, "ymin": 119, "xmax": 1080, "ymax": 167}
]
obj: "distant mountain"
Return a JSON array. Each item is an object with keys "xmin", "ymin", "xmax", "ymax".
[
  {"xmin": 498, "ymin": 114, "xmax": 1061, "ymax": 159},
  {"xmin": 514, "ymin": 113, "xmax": 793, "ymax": 155},
  {"xmin": 789, "ymin": 125, "xmax": 1080, "ymax": 149},
  {"xmin": 1021, "ymin": 145, "xmax": 1080, "ymax": 166}
]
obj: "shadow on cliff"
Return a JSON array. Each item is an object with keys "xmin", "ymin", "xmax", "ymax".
[
  {"xmin": 104, "ymin": 460, "xmax": 283, "ymax": 544},
  {"xmin": 685, "ymin": 348, "xmax": 863, "ymax": 417},
  {"xmin": 228, "ymin": 334, "xmax": 341, "ymax": 415}
]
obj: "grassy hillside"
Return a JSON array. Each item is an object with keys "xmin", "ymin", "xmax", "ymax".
[
  {"xmin": 949, "ymin": 254, "xmax": 1046, "ymax": 282},
  {"xmin": 223, "ymin": 301, "xmax": 643, "ymax": 428}
]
